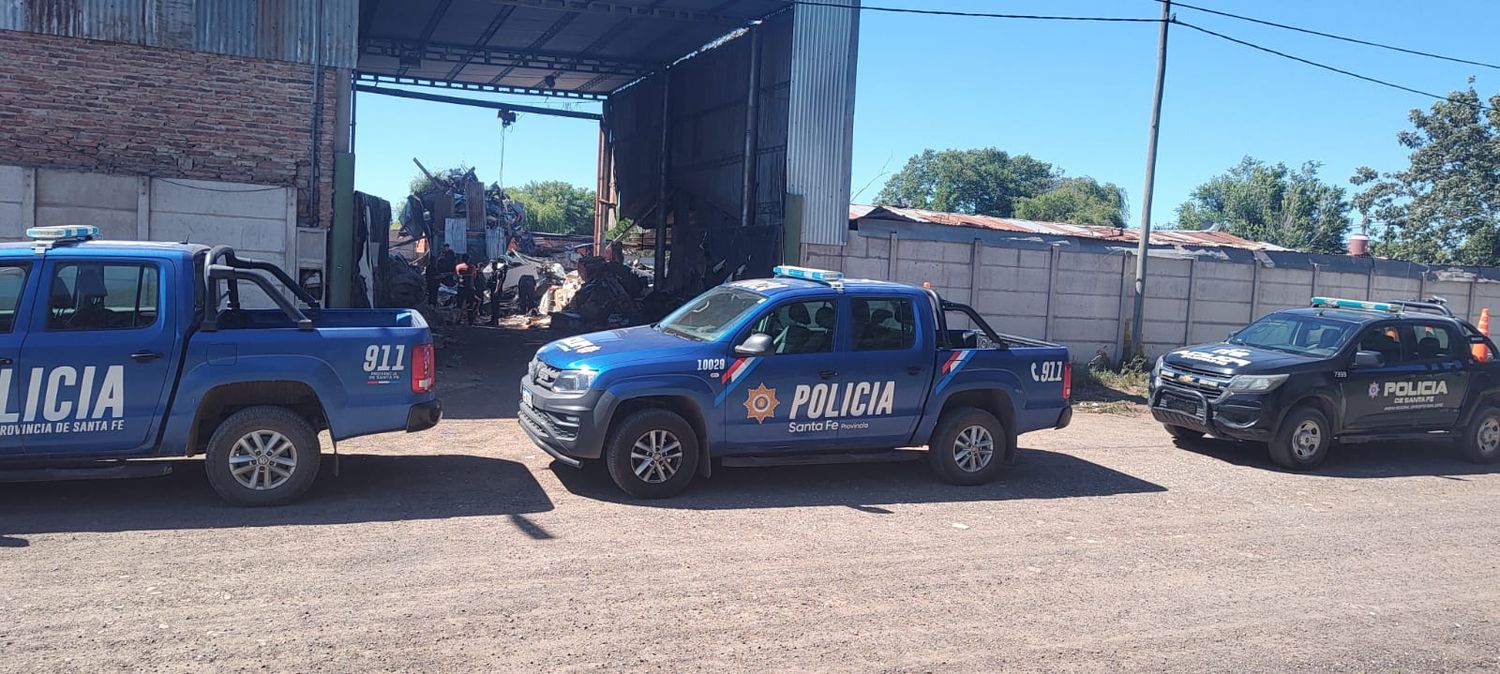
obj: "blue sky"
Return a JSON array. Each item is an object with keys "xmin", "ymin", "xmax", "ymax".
[{"xmin": 354, "ymin": 0, "xmax": 1500, "ymax": 229}]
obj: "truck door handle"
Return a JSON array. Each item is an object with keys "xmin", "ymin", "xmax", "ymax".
[
  {"xmin": 906, "ymin": 366, "xmax": 923, "ymax": 375},
  {"xmin": 130, "ymin": 350, "xmax": 163, "ymax": 362},
  {"xmin": 818, "ymin": 370, "xmax": 838, "ymax": 379},
  {"xmin": 0, "ymin": 357, "xmax": 10, "ymax": 366}
]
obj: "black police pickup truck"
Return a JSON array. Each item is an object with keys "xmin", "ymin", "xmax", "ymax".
[{"xmin": 1150, "ymin": 296, "xmax": 1500, "ymax": 469}]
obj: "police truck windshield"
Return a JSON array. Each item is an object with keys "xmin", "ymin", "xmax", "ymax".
[
  {"xmin": 1229, "ymin": 315, "xmax": 1353, "ymax": 357},
  {"xmin": 657, "ymin": 287, "xmax": 767, "ymax": 341}
]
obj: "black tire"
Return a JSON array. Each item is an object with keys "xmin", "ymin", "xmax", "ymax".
[
  {"xmin": 927, "ymin": 407, "xmax": 1007, "ymax": 486},
  {"xmin": 1163, "ymin": 425, "xmax": 1204, "ymax": 441},
  {"xmin": 204, "ymin": 406, "xmax": 322, "ymax": 506},
  {"xmin": 1461, "ymin": 405, "xmax": 1500, "ymax": 464},
  {"xmin": 605, "ymin": 409, "xmax": 700, "ymax": 499},
  {"xmin": 1268, "ymin": 405, "xmax": 1331, "ymax": 470}
]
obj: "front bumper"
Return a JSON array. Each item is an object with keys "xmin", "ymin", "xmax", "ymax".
[
  {"xmin": 405, "ymin": 399, "xmax": 443, "ymax": 432},
  {"xmin": 1149, "ymin": 385, "xmax": 1277, "ymax": 441},
  {"xmin": 517, "ymin": 375, "xmax": 611, "ymax": 467}
]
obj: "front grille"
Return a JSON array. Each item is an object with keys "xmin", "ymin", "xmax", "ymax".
[
  {"xmin": 1159, "ymin": 363, "xmax": 1231, "ymax": 397},
  {"xmin": 533, "ymin": 360, "xmax": 561, "ymax": 390}
]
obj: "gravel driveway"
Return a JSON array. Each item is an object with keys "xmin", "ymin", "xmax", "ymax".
[{"xmin": 3, "ymin": 327, "xmax": 1497, "ymax": 673}]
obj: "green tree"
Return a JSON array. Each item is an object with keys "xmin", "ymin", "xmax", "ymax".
[
  {"xmin": 1350, "ymin": 85, "xmax": 1500, "ymax": 265},
  {"xmin": 1014, "ymin": 176, "xmax": 1129, "ymax": 227},
  {"xmin": 1176, "ymin": 157, "xmax": 1351, "ymax": 254},
  {"xmin": 508, "ymin": 180, "xmax": 596, "ymax": 236},
  {"xmin": 875, "ymin": 148, "xmax": 1058, "ymax": 216}
]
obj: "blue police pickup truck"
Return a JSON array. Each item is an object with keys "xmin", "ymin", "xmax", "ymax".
[
  {"xmin": 520, "ymin": 266, "xmax": 1072, "ymax": 498},
  {"xmin": 0, "ymin": 226, "xmax": 441, "ymax": 506}
]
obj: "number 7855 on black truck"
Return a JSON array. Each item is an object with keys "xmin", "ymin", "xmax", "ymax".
[{"xmin": 1150, "ymin": 296, "xmax": 1500, "ymax": 469}]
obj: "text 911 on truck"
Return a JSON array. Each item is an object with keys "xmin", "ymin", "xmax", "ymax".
[
  {"xmin": 0, "ymin": 226, "xmax": 442, "ymax": 506},
  {"xmin": 519, "ymin": 266, "xmax": 1072, "ymax": 498}
]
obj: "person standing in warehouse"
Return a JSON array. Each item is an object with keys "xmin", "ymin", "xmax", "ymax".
[{"xmin": 426, "ymin": 243, "xmax": 457, "ymax": 305}]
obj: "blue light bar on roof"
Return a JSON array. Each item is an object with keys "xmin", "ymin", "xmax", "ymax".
[
  {"xmin": 26, "ymin": 225, "xmax": 98, "ymax": 241},
  {"xmin": 1310, "ymin": 296, "xmax": 1398, "ymax": 313},
  {"xmin": 773, "ymin": 265, "xmax": 843, "ymax": 283}
]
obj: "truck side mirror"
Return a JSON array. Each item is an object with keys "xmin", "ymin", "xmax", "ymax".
[
  {"xmin": 1353, "ymin": 350, "xmax": 1383, "ymax": 368},
  {"xmin": 735, "ymin": 333, "xmax": 775, "ymax": 357}
]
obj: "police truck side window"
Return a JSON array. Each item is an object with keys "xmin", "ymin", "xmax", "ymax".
[
  {"xmin": 1409, "ymin": 324, "xmax": 1458, "ymax": 360},
  {"xmin": 47, "ymin": 262, "xmax": 159, "ymax": 331},
  {"xmin": 853, "ymin": 298, "xmax": 915, "ymax": 351},
  {"xmin": 0, "ymin": 264, "xmax": 29, "ymax": 333},
  {"xmin": 751, "ymin": 299, "xmax": 837, "ymax": 354}
]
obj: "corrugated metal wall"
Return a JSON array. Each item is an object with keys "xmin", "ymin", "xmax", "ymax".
[
  {"xmin": 0, "ymin": 0, "xmax": 356, "ymax": 67},
  {"xmin": 606, "ymin": 11, "xmax": 794, "ymax": 291},
  {"xmin": 786, "ymin": 0, "xmax": 859, "ymax": 246}
]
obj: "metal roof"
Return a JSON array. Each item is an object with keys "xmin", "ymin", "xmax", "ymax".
[
  {"xmin": 851, "ymin": 204, "xmax": 1291, "ymax": 252},
  {"xmin": 357, "ymin": 0, "xmax": 792, "ymax": 99}
]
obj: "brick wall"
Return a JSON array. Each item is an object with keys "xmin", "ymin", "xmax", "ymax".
[{"xmin": 0, "ymin": 29, "xmax": 337, "ymax": 228}]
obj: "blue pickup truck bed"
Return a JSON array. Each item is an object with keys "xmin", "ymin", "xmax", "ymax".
[{"xmin": 0, "ymin": 228, "xmax": 441, "ymax": 505}]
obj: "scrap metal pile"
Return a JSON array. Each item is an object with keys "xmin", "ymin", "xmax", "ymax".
[{"xmin": 385, "ymin": 161, "xmax": 652, "ymax": 333}]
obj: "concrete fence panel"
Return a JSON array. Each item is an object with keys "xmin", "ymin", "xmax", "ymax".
[{"xmin": 813, "ymin": 224, "xmax": 1500, "ymax": 363}]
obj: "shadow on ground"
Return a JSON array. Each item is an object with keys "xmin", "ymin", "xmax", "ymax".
[
  {"xmin": 0, "ymin": 453, "xmax": 552, "ymax": 537},
  {"xmin": 1177, "ymin": 436, "xmax": 1500, "ymax": 479},
  {"xmin": 435, "ymin": 324, "xmax": 556, "ymax": 421},
  {"xmin": 552, "ymin": 448, "xmax": 1166, "ymax": 509}
]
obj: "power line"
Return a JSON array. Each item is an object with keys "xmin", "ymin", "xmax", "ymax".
[
  {"xmin": 1174, "ymin": 20, "xmax": 1491, "ymax": 112},
  {"xmin": 788, "ymin": 0, "xmax": 1156, "ymax": 22},
  {"xmin": 1166, "ymin": 1, "xmax": 1500, "ymax": 72}
]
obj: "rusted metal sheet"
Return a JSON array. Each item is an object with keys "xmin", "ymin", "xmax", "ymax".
[
  {"xmin": 853, "ymin": 205, "xmax": 1290, "ymax": 251},
  {"xmin": 786, "ymin": 0, "xmax": 858, "ymax": 246},
  {"xmin": 7, "ymin": 0, "xmax": 355, "ymax": 67},
  {"xmin": 24, "ymin": 0, "xmax": 146, "ymax": 43}
]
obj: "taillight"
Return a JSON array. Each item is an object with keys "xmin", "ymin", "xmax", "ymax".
[
  {"xmin": 411, "ymin": 342, "xmax": 435, "ymax": 394},
  {"xmin": 1062, "ymin": 361, "xmax": 1072, "ymax": 400}
]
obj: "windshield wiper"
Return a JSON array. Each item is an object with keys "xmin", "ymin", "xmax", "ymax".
[{"xmin": 659, "ymin": 324, "xmax": 701, "ymax": 341}]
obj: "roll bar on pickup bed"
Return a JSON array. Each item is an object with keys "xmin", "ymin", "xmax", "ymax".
[{"xmin": 201, "ymin": 245, "xmax": 321, "ymax": 331}]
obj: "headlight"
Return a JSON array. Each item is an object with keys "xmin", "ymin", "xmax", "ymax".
[
  {"xmin": 1226, "ymin": 374, "xmax": 1288, "ymax": 393},
  {"xmin": 552, "ymin": 369, "xmax": 597, "ymax": 393},
  {"xmin": 1152, "ymin": 356, "xmax": 1164, "ymax": 376}
]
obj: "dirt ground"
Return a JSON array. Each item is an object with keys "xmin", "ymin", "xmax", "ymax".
[{"xmin": 3, "ymin": 326, "xmax": 1498, "ymax": 673}]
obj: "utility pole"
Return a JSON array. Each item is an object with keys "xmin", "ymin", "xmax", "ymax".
[{"xmin": 1130, "ymin": 0, "xmax": 1171, "ymax": 361}]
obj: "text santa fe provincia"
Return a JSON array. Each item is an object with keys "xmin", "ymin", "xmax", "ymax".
[{"xmin": 0, "ymin": 365, "xmax": 126, "ymax": 436}]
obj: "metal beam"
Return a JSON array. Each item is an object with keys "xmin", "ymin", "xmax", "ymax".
[
  {"xmin": 530, "ymin": 0, "xmax": 666, "ymax": 90},
  {"xmin": 400, "ymin": 0, "xmax": 455, "ymax": 76},
  {"xmin": 362, "ymin": 37, "xmax": 654, "ymax": 77},
  {"xmin": 481, "ymin": 0, "xmax": 752, "ymax": 25},
  {"xmin": 354, "ymin": 84, "xmax": 603, "ymax": 121},
  {"xmin": 444, "ymin": 6, "xmax": 518, "ymax": 81},
  {"xmin": 354, "ymin": 72, "xmax": 613, "ymax": 100},
  {"xmin": 488, "ymin": 12, "xmax": 579, "ymax": 85}
]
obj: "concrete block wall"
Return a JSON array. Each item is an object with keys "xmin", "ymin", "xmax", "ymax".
[
  {"xmin": 812, "ymin": 227, "xmax": 1500, "ymax": 364},
  {"xmin": 0, "ymin": 165, "xmax": 316, "ymax": 308}
]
